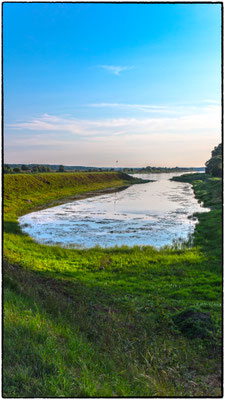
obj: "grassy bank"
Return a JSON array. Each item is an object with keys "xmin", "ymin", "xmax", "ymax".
[
  {"xmin": 4, "ymin": 171, "xmax": 146, "ymax": 219},
  {"xmin": 3, "ymin": 172, "xmax": 222, "ymax": 397},
  {"xmin": 172, "ymin": 173, "xmax": 222, "ymax": 258}
]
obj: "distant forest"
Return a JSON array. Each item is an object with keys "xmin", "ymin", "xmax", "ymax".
[{"xmin": 3, "ymin": 163, "xmax": 204, "ymax": 174}]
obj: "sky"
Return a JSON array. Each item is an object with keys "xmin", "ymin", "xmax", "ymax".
[{"xmin": 3, "ymin": 2, "xmax": 222, "ymax": 167}]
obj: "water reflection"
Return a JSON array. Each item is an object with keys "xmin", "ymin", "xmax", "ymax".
[{"xmin": 19, "ymin": 172, "xmax": 210, "ymax": 249}]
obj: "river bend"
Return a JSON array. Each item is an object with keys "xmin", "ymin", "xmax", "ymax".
[{"xmin": 19, "ymin": 172, "xmax": 209, "ymax": 249}]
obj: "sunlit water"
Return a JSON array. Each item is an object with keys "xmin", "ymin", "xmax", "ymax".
[{"xmin": 19, "ymin": 172, "xmax": 210, "ymax": 249}]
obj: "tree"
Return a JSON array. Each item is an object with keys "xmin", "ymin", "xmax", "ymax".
[
  {"xmin": 212, "ymin": 143, "xmax": 222, "ymax": 158},
  {"xmin": 4, "ymin": 164, "xmax": 11, "ymax": 173},
  {"xmin": 205, "ymin": 143, "xmax": 222, "ymax": 177},
  {"xmin": 32, "ymin": 165, "xmax": 38, "ymax": 173},
  {"xmin": 21, "ymin": 164, "xmax": 29, "ymax": 171},
  {"xmin": 58, "ymin": 165, "xmax": 65, "ymax": 172},
  {"xmin": 13, "ymin": 167, "xmax": 21, "ymax": 173}
]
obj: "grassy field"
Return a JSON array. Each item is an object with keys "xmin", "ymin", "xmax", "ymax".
[{"xmin": 3, "ymin": 172, "xmax": 222, "ymax": 397}]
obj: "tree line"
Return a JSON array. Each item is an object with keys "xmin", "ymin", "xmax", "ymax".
[
  {"xmin": 3, "ymin": 164, "xmax": 65, "ymax": 174},
  {"xmin": 4, "ymin": 144, "xmax": 222, "ymax": 176}
]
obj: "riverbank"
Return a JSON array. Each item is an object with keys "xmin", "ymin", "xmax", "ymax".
[
  {"xmin": 3, "ymin": 172, "xmax": 222, "ymax": 397},
  {"xmin": 18, "ymin": 171, "xmax": 208, "ymax": 249},
  {"xmin": 171, "ymin": 173, "xmax": 222, "ymax": 255},
  {"xmin": 4, "ymin": 171, "xmax": 148, "ymax": 218}
]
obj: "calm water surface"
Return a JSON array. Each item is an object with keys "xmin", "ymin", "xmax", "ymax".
[{"xmin": 19, "ymin": 172, "xmax": 210, "ymax": 249}]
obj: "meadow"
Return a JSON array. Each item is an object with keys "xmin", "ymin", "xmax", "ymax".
[{"xmin": 3, "ymin": 171, "xmax": 222, "ymax": 397}]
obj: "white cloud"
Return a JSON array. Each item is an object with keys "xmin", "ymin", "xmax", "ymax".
[
  {"xmin": 5, "ymin": 103, "xmax": 221, "ymax": 167},
  {"xmin": 97, "ymin": 65, "xmax": 134, "ymax": 75},
  {"xmin": 7, "ymin": 102, "xmax": 221, "ymax": 138}
]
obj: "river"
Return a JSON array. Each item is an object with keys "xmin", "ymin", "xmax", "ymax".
[{"xmin": 18, "ymin": 172, "xmax": 210, "ymax": 249}]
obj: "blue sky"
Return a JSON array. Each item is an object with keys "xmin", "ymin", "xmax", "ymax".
[{"xmin": 4, "ymin": 3, "xmax": 221, "ymax": 167}]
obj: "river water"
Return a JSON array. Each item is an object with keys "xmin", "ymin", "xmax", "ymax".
[{"xmin": 18, "ymin": 172, "xmax": 210, "ymax": 249}]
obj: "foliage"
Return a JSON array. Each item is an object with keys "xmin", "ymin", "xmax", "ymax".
[
  {"xmin": 21, "ymin": 164, "xmax": 30, "ymax": 171},
  {"xmin": 5, "ymin": 163, "xmax": 205, "ymax": 175},
  {"xmin": 205, "ymin": 143, "xmax": 222, "ymax": 177},
  {"xmin": 13, "ymin": 167, "xmax": 21, "ymax": 173},
  {"xmin": 4, "ymin": 164, "xmax": 12, "ymax": 174},
  {"xmin": 58, "ymin": 165, "xmax": 65, "ymax": 172},
  {"xmin": 133, "ymin": 166, "xmax": 199, "ymax": 174},
  {"xmin": 4, "ymin": 164, "xmax": 53, "ymax": 174}
]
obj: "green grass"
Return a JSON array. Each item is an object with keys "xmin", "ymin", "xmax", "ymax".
[
  {"xmin": 4, "ymin": 171, "xmax": 143, "ymax": 219},
  {"xmin": 3, "ymin": 172, "xmax": 222, "ymax": 397}
]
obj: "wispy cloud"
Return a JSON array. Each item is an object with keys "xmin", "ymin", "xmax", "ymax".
[
  {"xmin": 90, "ymin": 103, "xmax": 169, "ymax": 112},
  {"xmin": 5, "ymin": 105, "xmax": 221, "ymax": 166},
  {"xmin": 89, "ymin": 101, "xmax": 221, "ymax": 115},
  {"xmin": 97, "ymin": 65, "xmax": 134, "ymax": 75},
  {"xmin": 89, "ymin": 102, "xmax": 181, "ymax": 115},
  {"xmin": 7, "ymin": 103, "xmax": 221, "ymax": 138}
]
